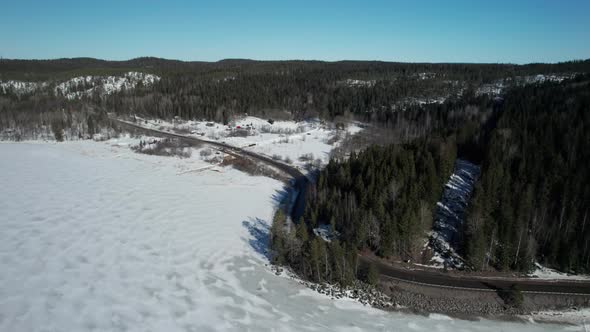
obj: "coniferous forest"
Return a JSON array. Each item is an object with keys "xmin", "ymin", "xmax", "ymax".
[
  {"xmin": 464, "ymin": 77, "xmax": 590, "ymax": 273},
  {"xmin": 270, "ymin": 75, "xmax": 590, "ymax": 285},
  {"xmin": 270, "ymin": 139, "xmax": 457, "ymax": 285}
]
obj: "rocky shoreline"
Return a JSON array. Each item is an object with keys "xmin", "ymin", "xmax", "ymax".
[
  {"xmin": 272, "ymin": 265, "xmax": 396, "ymax": 309},
  {"xmin": 381, "ymin": 280, "xmax": 525, "ymax": 316},
  {"xmin": 271, "ymin": 264, "xmax": 589, "ymax": 323}
]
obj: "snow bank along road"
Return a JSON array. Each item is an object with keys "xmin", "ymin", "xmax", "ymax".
[{"xmin": 112, "ymin": 117, "xmax": 590, "ymax": 297}]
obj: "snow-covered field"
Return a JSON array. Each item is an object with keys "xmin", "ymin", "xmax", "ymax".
[
  {"xmin": 0, "ymin": 142, "xmax": 585, "ymax": 331},
  {"xmin": 136, "ymin": 115, "xmax": 361, "ymax": 170}
]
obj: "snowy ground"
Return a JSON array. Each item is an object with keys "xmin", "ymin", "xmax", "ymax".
[
  {"xmin": 1, "ymin": 72, "xmax": 159, "ymax": 99},
  {"xmin": 476, "ymin": 73, "xmax": 577, "ymax": 96},
  {"xmin": 525, "ymin": 308, "xmax": 590, "ymax": 327},
  {"xmin": 529, "ymin": 263, "xmax": 590, "ymax": 281},
  {"xmin": 135, "ymin": 115, "xmax": 361, "ymax": 170},
  {"xmin": 424, "ymin": 159, "xmax": 480, "ymax": 269},
  {"xmin": 0, "ymin": 142, "xmax": 586, "ymax": 331}
]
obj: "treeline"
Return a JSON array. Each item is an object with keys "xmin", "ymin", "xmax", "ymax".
[
  {"xmin": 1, "ymin": 58, "xmax": 589, "ymax": 140},
  {"xmin": 3, "ymin": 57, "xmax": 589, "ymax": 82},
  {"xmin": 0, "ymin": 94, "xmax": 113, "ymax": 140},
  {"xmin": 270, "ymin": 209, "xmax": 363, "ymax": 286},
  {"xmin": 102, "ymin": 72, "xmax": 496, "ymax": 125},
  {"xmin": 83, "ymin": 58, "xmax": 590, "ymax": 123},
  {"xmin": 270, "ymin": 136, "xmax": 459, "ymax": 284},
  {"xmin": 271, "ymin": 75, "xmax": 590, "ymax": 285},
  {"xmin": 464, "ymin": 76, "xmax": 590, "ymax": 273}
]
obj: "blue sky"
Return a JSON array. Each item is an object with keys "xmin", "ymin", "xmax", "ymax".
[{"xmin": 1, "ymin": 0, "xmax": 588, "ymax": 63}]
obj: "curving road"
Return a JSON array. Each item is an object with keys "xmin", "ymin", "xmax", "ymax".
[
  {"xmin": 111, "ymin": 118, "xmax": 305, "ymax": 178},
  {"xmin": 111, "ymin": 117, "xmax": 309, "ymax": 221},
  {"xmin": 112, "ymin": 117, "xmax": 590, "ymax": 296},
  {"xmin": 360, "ymin": 256, "xmax": 590, "ymax": 296}
]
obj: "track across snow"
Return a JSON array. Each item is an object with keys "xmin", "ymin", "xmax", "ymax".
[{"xmin": 0, "ymin": 142, "xmax": 578, "ymax": 331}]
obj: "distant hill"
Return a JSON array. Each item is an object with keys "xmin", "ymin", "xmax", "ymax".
[
  {"xmin": 1, "ymin": 57, "xmax": 589, "ymax": 81},
  {"xmin": 1, "ymin": 57, "xmax": 589, "ymax": 142}
]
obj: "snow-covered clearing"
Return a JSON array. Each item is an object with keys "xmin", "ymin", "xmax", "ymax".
[
  {"xmin": 135, "ymin": 115, "xmax": 361, "ymax": 170},
  {"xmin": 0, "ymin": 142, "xmax": 583, "ymax": 331}
]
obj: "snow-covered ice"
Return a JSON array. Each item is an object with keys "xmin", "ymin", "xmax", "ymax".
[{"xmin": 0, "ymin": 142, "xmax": 582, "ymax": 331}]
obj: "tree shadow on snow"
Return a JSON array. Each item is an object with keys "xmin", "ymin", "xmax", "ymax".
[
  {"xmin": 271, "ymin": 187, "xmax": 289, "ymax": 206},
  {"xmin": 242, "ymin": 217, "xmax": 271, "ymax": 260}
]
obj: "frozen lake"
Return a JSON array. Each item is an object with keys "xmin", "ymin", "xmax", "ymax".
[{"xmin": 0, "ymin": 142, "xmax": 580, "ymax": 331}]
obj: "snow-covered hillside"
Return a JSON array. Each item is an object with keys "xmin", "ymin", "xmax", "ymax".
[
  {"xmin": 54, "ymin": 72, "xmax": 160, "ymax": 99},
  {"xmin": 0, "ymin": 80, "xmax": 48, "ymax": 95},
  {"xmin": 476, "ymin": 73, "xmax": 577, "ymax": 96},
  {"xmin": 0, "ymin": 72, "xmax": 159, "ymax": 99},
  {"xmin": 0, "ymin": 142, "xmax": 572, "ymax": 331},
  {"xmin": 341, "ymin": 79, "xmax": 376, "ymax": 87},
  {"xmin": 425, "ymin": 159, "xmax": 480, "ymax": 269}
]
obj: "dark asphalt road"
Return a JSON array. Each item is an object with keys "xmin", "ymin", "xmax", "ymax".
[
  {"xmin": 361, "ymin": 256, "xmax": 590, "ymax": 295},
  {"xmin": 113, "ymin": 117, "xmax": 590, "ymax": 296},
  {"xmin": 112, "ymin": 118, "xmax": 304, "ymax": 178}
]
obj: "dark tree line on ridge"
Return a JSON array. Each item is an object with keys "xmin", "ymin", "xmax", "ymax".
[
  {"xmin": 464, "ymin": 76, "xmax": 590, "ymax": 273},
  {"xmin": 1, "ymin": 58, "xmax": 590, "ymax": 140}
]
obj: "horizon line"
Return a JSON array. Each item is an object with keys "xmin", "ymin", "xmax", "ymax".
[{"xmin": 1, "ymin": 56, "xmax": 589, "ymax": 66}]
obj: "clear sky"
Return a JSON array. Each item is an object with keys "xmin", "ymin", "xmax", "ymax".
[{"xmin": 1, "ymin": 0, "xmax": 588, "ymax": 64}]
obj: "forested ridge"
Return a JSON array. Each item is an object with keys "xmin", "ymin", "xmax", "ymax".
[
  {"xmin": 1, "ymin": 58, "xmax": 590, "ymax": 141},
  {"xmin": 3, "ymin": 57, "xmax": 589, "ymax": 82},
  {"xmin": 464, "ymin": 77, "xmax": 590, "ymax": 273},
  {"xmin": 270, "ymin": 75, "xmax": 590, "ymax": 286}
]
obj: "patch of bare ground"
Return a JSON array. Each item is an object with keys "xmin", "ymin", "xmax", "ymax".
[
  {"xmin": 220, "ymin": 154, "xmax": 288, "ymax": 181},
  {"xmin": 131, "ymin": 138, "xmax": 197, "ymax": 158}
]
